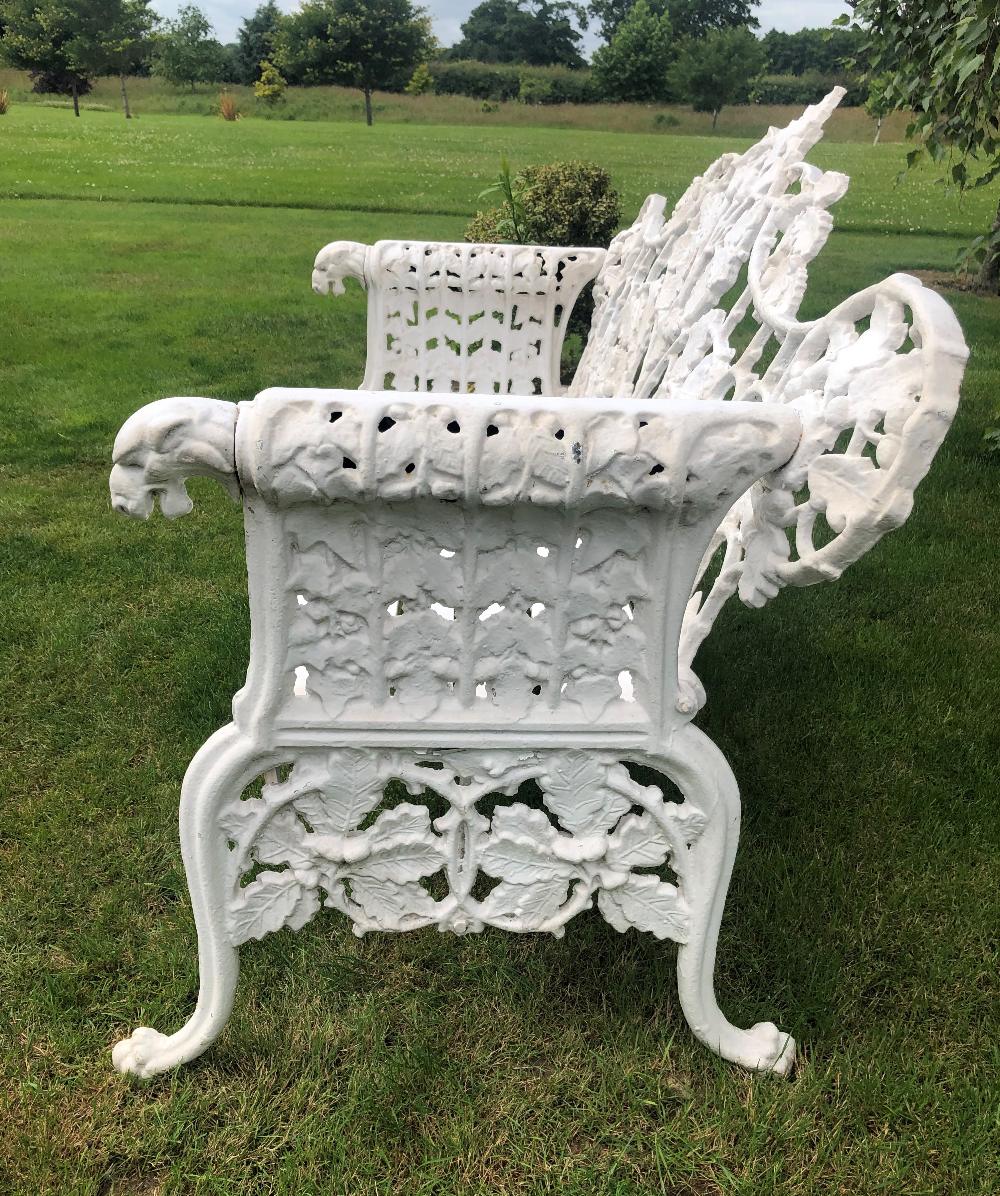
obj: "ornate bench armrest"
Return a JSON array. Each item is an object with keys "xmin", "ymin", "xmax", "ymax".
[
  {"xmin": 740, "ymin": 271, "xmax": 968, "ymax": 599},
  {"xmin": 110, "ymin": 397, "xmax": 240, "ymax": 519},
  {"xmin": 312, "ymin": 238, "xmax": 607, "ymax": 396},
  {"xmin": 679, "ymin": 271, "xmax": 967, "ymax": 701}
]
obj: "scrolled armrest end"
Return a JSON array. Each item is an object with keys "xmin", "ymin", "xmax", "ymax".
[
  {"xmin": 110, "ymin": 397, "xmax": 239, "ymax": 520},
  {"xmin": 311, "ymin": 240, "xmax": 369, "ymax": 296}
]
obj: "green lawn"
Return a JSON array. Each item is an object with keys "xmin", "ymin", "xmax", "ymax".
[
  {"xmin": 3, "ymin": 105, "xmax": 999, "ymax": 236},
  {"xmin": 0, "ymin": 67, "xmax": 918, "ymax": 140},
  {"xmin": 1, "ymin": 113, "xmax": 998, "ymax": 1196}
]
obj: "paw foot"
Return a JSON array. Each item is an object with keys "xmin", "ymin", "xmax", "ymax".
[
  {"xmin": 742, "ymin": 1021, "xmax": 796, "ymax": 1075},
  {"xmin": 112, "ymin": 1026, "xmax": 171, "ymax": 1078}
]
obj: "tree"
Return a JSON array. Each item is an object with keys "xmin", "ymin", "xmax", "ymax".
[
  {"xmin": 253, "ymin": 58, "xmax": 286, "ymax": 103},
  {"xmin": 589, "ymin": 0, "xmax": 659, "ymax": 44},
  {"xmin": 447, "ymin": 0, "xmax": 585, "ymax": 68},
  {"xmin": 233, "ymin": 0, "xmax": 282, "ymax": 86},
  {"xmin": 589, "ymin": 0, "xmax": 755, "ymax": 45},
  {"xmin": 591, "ymin": 0, "xmax": 673, "ymax": 102},
  {"xmin": 664, "ymin": 0, "xmax": 758, "ymax": 39},
  {"xmin": 278, "ymin": 0, "xmax": 434, "ymax": 125},
  {"xmin": 151, "ymin": 4, "xmax": 227, "ymax": 90},
  {"xmin": 0, "ymin": 0, "xmax": 93, "ymax": 115},
  {"xmin": 668, "ymin": 24, "xmax": 764, "ymax": 128},
  {"xmin": 761, "ymin": 27, "xmax": 865, "ymax": 77},
  {"xmin": 841, "ymin": 1, "xmax": 1000, "ymax": 293},
  {"xmin": 68, "ymin": 0, "xmax": 158, "ymax": 118}
]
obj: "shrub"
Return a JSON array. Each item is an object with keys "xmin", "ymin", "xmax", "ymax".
[
  {"xmin": 467, "ymin": 159, "xmax": 621, "ymax": 247},
  {"xmin": 218, "ymin": 92, "xmax": 241, "ymax": 120},
  {"xmin": 653, "ymin": 111, "xmax": 680, "ymax": 129},
  {"xmin": 516, "ymin": 65, "xmax": 598, "ymax": 105},
  {"xmin": 254, "ymin": 60, "xmax": 286, "ymax": 104},
  {"xmin": 0, "ymin": 90, "xmax": 8, "ymax": 115},
  {"xmin": 517, "ymin": 75, "xmax": 554, "ymax": 105},
  {"xmin": 30, "ymin": 69, "xmax": 92, "ymax": 98}
]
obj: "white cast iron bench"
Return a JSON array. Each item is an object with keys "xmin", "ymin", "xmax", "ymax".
[{"xmin": 108, "ymin": 91, "xmax": 967, "ymax": 1078}]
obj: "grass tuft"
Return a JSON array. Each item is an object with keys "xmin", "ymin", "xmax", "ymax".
[{"xmin": 218, "ymin": 92, "xmax": 240, "ymax": 123}]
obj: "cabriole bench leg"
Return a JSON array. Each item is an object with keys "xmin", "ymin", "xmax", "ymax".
[
  {"xmin": 112, "ymin": 724, "xmax": 275, "ymax": 1078},
  {"xmin": 651, "ymin": 725, "xmax": 796, "ymax": 1075}
]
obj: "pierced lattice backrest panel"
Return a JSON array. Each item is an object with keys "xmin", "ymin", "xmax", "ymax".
[
  {"xmin": 570, "ymin": 88, "xmax": 848, "ymax": 403},
  {"xmin": 313, "ymin": 239, "xmax": 605, "ymax": 397}
]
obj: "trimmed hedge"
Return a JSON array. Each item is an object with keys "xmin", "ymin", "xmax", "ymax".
[
  {"xmin": 430, "ymin": 58, "xmax": 867, "ymax": 109},
  {"xmin": 428, "ymin": 60, "xmax": 598, "ymax": 105},
  {"xmin": 752, "ymin": 70, "xmax": 867, "ymax": 107}
]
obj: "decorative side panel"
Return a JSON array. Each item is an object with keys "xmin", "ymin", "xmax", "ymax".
[
  {"xmin": 282, "ymin": 501, "xmax": 656, "ymax": 724},
  {"xmin": 235, "ymin": 391, "xmax": 801, "ymax": 725},
  {"xmin": 220, "ymin": 750, "xmax": 705, "ymax": 943}
]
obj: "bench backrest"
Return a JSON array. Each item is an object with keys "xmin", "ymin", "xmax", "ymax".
[{"xmin": 570, "ymin": 88, "xmax": 848, "ymax": 403}]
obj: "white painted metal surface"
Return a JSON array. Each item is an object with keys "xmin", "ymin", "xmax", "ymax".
[{"xmin": 109, "ymin": 92, "xmax": 966, "ymax": 1078}]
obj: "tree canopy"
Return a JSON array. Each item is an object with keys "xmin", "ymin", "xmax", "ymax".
[
  {"xmin": 843, "ymin": 0, "xmax": 1000, "ymax": 290},
  {"xmin": 447, "ymin": 0, "xmax": 586, "ymax": 68},
  {"xmin": 591, "ymin": 0, "xmax": 673, "ymax": 102},
  {"xmin": 233, "ymin": 0, "xmax": 282, "ymax": 86},
  {"xmin": 74, "ymin": 0, "xmax": 157, "ymax": 116},
  {"xmin": 277, "ymin": 0, "xmax": 434, "ymax": 124},
  {"xmin": 0, "ymin": 0, "xmax": 91, "ymax": 111},
  {"xmin": 668, "ymin": 23, "xmax": 764, "ymax": 127},
  {"xmin": 0, "ymin": 0, "xmax": 156, "ymax": 114},
  {"xmin": 761, "ymin": 26, "xmax": 865, "ymax": 77},
  {"xmin": 151, "ymin": 4, "xmax": 228, "ymax": 89},
  {"xmin": 588, "ymin": 0, "xmax": 756, "ymax": 46},
  {"xmin": 665, "ymin": 0, "xmax": 757, "ymax": 39}
]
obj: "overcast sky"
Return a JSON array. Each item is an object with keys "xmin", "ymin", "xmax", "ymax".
[{"xmin": 154, "ymin": 0, "xmax": 853, "ymax": 53}]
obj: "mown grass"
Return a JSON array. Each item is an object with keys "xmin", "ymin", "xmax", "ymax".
[
  {"xmin": 1, "ymin": 119, "xmax": 998, "ymax": 1196},
  {"xmin": 0, "ymin": 66, "xmax": 913, "ymax": 140},
  {"xmin": 3, "ymin": 104, "xmax": 999, "ymax": 239}
]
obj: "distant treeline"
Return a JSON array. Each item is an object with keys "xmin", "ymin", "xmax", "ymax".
[
  {"xmin": 419, "ymin": 58, "xmax": 866, "ymax": 108},
  {"xmin": 0, "ymin": 0, "xmax": 871, "ymax": 127}
]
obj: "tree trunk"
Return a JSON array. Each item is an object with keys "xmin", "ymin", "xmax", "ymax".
[
  {"xmin": 872, "ymin": 114, "xmax": 882, "ymax": 145},
  {"xmin": 975, "ymin": 197, "xmax": 1000, "ymax": 294},
  {"xmin": 72, "ymin": 80, "xmax": 80, "ymax": 118},
  {"xmin": 711, "ymin": 107, "xmax": 719, "ymax": 130},
  {"xmin": 120, "ymin": 73, "xmax": 132, "ymax": 119},
  {"xmin": 364, "ymin": 87, "xmax": 373, "ymax": 127}
]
